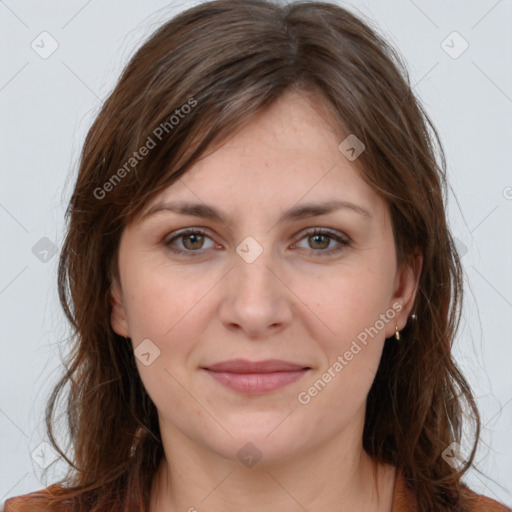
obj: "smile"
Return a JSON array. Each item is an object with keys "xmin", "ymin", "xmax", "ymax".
[{"xmin": 201, "ymin": 358, "xmax": 311, "ymax": 394}]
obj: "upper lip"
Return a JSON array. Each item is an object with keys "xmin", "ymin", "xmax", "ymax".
[{"xmin": 202, "ymin": 359, "xmax": 310, "ymax": 373}]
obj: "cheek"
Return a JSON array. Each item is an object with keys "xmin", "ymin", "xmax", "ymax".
[
  {"xmin": 294, "ymin": 261, "xmax": 394, "ymax": 345},
  {"xmin": 122, "ymin": 258, "xmax": 215, "ymax": 341},
  {"xmin": 290, "ymin": 258, "xmax": 394, "ymax": 412},
  {"xmin": 124, "ymin": 267, "xmax": 212, "ymax": 417},
  {"xmin": 294, "ymin": 270, "xmax": 390, "ymax": 425},
  {"xmin": 121, "ymin": 261, "xmax": 226, "ymax": 403}
]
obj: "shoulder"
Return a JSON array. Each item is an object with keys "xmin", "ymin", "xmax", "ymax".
[
  {"xmin": 465, "ymin": 488, "xmax": 511, "ymax": 512},
  {"xmin": 3, "ymin": 491, "xmax": 48, "ymax": 512},
  {"xmin": 2, "ymin": 485, "xmax": 72, "ymax": 512},
  {"xmin": 392, "ymin": 467, "xmax": 510, "ymax": 512}
]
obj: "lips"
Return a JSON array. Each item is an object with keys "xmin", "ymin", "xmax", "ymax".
[
  {"xmin": 203, "ymin": 359, "xmax": 310, "ymax": 373},
  {"xmin": 201, "ymin": 359, "xmax": 311, "ymax": 394}
]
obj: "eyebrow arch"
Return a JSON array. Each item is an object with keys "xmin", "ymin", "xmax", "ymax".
[{"xmin": 141, "ymin": 199, "xmax": 372, "ymax": 225}]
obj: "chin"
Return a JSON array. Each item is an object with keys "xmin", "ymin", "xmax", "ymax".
[{"xmin": 205, "ymin": 422, "xmax": 309, "ymax": 467}]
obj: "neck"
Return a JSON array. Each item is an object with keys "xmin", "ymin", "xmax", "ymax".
[{"xmin": 149, "ymin": 419, "xmax": 396, "ymax": 512}]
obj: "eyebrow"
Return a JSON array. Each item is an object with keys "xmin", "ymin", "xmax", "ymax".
[{"xmin": 141, "ymin": 199, "xmax": 372, "ymax": 225}]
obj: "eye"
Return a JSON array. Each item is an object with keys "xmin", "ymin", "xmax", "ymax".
[
  {"xmin": 293, "ymin": 228, "xmax": 350, "ymax": 255},
  {"xmin": 164, "ymin": 228, "xmax": 217, "ymax": 255},
  {"xmin": 163, "ymin": 227, "xmax": 350, "ymax": 257}
]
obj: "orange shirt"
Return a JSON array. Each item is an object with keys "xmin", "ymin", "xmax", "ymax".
[
  {"xmin": 391, "ymin": 468, "xmax": 510, "ymax": 511},
  {"xmin": 3, "ymin": 467, "xmax": 510, "ymax": 511}
]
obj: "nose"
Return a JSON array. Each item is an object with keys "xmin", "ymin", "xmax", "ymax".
[{"xmin": 218, "ymin": 248, "xmax": 293, "ymax": 339}]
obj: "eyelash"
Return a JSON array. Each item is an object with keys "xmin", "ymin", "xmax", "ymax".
[{"xmin": 163, "ymin": 228, "xmax": 350, "ymax": 257}]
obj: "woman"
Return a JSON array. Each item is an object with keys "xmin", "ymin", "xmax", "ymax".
[{"xmin": 4, "ymin": 0, "xmax": 509, "ymax": 511}]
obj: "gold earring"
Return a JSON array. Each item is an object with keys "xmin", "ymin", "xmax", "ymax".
[{"xmin": 395, "ymin": 326, "xmax": 400, "ymax": 341}]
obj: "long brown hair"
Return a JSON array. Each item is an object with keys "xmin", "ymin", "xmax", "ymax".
[{"xmin": 7, "ymin": 1, "xmax": 481, "ymax": 511}]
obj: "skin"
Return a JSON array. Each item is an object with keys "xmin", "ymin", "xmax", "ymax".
[{"xmin": 110, "ymin": 89, "xmax": 422, "ymax": 512}]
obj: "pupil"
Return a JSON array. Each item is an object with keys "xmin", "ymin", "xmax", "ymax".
[{"xmin": 185, "ymin": 234, "xmax": 203, "ymax": 249}]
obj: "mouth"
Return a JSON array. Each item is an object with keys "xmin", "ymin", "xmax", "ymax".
[{"xmin": 201, "ymin": 359, "xmax": 312, "ymax": 395}]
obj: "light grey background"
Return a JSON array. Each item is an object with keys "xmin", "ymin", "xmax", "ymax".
[{"xmin": 1, "ymin": 0, "xmax": 511, "ymax": 508}]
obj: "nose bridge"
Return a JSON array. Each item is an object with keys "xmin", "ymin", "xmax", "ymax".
[
  {"xmin": 233, "ymin": 240, "xmax": 277, "ymax": 302},
  {"xmin": 218, "ymin": 236, "xmax": 292, "ymax": 335}
]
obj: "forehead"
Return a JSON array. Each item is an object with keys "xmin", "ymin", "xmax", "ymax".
[{"xmin": 141, "ymin": 90, "xmax": 385, "ymax": 223}]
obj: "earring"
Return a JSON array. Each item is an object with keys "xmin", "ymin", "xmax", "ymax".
[{"xmin": 395, "ymin": 326, "xmax": 400, "ymax": 341}]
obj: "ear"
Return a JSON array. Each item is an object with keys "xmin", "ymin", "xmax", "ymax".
[
  {"xmin": 110, "ymin": 278, "xmax": 130, "ymax": 337},
  {"xmin": 385, "ymin": 248, "xmax": 423, "ymax": 338}
]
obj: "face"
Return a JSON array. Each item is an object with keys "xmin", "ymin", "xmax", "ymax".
[{"xmin": 110, "ymin": 89, "xmax": 421, "ymax": 466}]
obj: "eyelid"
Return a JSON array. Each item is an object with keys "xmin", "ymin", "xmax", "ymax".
[{"xmin": 297, "ymin": 227, "xmax": 350, "ymax": 243}]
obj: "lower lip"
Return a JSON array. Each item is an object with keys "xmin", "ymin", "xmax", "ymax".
[{"xmin": 203, "ymin": 369, "xmax": 309, "ymax": 394}]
